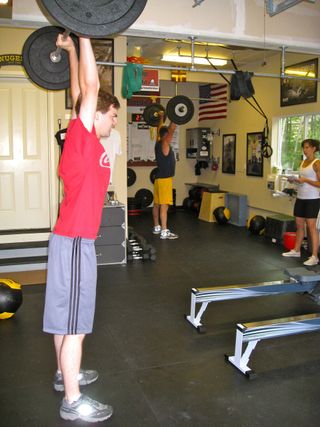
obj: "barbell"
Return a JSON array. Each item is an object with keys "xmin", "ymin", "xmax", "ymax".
[
  {"xmin": 143, "ymin": 103, "xmax": 166, "ymax": 127},
  {"xmin": 166, "ymin": 95, "xmax": 194, "ymax": 125},
  {"xmin": 143, "ymin": 96, "xmax": 194, "ymax": 126},
  {"xmin": 40, "ymin": 0, "xmax": 148, "ymax": 39},
  {"xmin": 22, "ymin": 0, "xmax": 147, "ymax": 90},
  {"xmin": 23, "ymin": 26, "xmax": 78, "ymax": 91}
]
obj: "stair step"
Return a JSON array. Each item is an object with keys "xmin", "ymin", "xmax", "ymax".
[
  {"xmin": 0, "ymin": 255, "xmax": 48, "ymax": 266},
  {"xmin": 0, "ymin": 241, "xmax": 49, "ymax": 250},
  {"xmin": 0, "ymin": 256, "xmax": 48, "ymax": 273},
  {"xmin": 0, "ymin": 262, "xmax": 48, "ymax": 273},
  {"xmin": 0, "ymin": 246, "xmax": 48, "ymax": 260},
  {"xmin": 0, "ymin": 233, "xmax": 50, "ymax": 245},
  {"xmin": 0, "ymin": 228, "xmax": 50, "ymax": 235},
  {"xmin": 0, "ymin": 241, "xmax": 49, "ymax": 260}
]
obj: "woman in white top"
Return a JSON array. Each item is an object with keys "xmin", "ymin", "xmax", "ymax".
[{"xmin": 283, "ymin": 139, "xmax": 320, "ymax": 266}]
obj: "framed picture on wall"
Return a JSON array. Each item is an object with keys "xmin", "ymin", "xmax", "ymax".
[
  {"xmin": 65, "ymin": 88, "xmax": 72, "ymax": 110},
  {"xmin": 65, "ymin": 38, "xmax": 114, "ymax": 109},
  {"xmin": 222, "ymin": 134, "xmax": 236, "ymax": 174},
  {"xmin": 280, "ymin": 58, "xmax": 318, "ymax": 107},
  {"xmin": 246, "ymin": 132, "xmax": 263, "ymax": 177}
]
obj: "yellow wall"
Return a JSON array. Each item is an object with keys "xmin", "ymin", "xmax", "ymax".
[
  {"xmin": 128, "ymin": 53, "xmax": 319, "ymax": 217},
  {"xmin": 199, "ymin": 53, "xmax": 320, "ymax": 217},
  {"xmin": 1, "ymin": 25, "xmax": 319, "ymax": 223},
  {"xmin": 0, "ymin": 27, "xmax": 127, "ymax": 227}
]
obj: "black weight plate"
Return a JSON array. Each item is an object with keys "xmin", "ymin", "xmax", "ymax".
[
  {"xmin": 166, "ymin": 95, "xmax": 194, "ymax": 125},
  {"xmin": 143, "ymin": 104, "xmax": 166, "ymax": 127},
  {"xmin": 22, "ymin": 26, "xmax": 78, "ymax": 90},
  {"xmin": 39, "ymin": 0, "xmax": 147, "ymax": 38},
  {"xmin": 135, "ymin": 188, "xmax": 153, "ymax": 207},
  {"xmin": 127, "ymin": 168, "xmax": 136, "ymax": 187},
  {"xmin": 149, "ymin": 167, "xmax": 158, "ymax": 184}
]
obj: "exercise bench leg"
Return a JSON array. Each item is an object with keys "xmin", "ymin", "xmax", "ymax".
[
  {"xmin": 186, "ymin": 294, "xmax": 208, "ymax": 332},
  {"xmin": 227, "ymin": 329, "xmax": 259, "ymax": 377}
]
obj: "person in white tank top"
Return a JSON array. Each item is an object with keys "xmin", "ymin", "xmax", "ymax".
[{"xmin": 283, "ymin": 139, "xmax": 320, "ymax": 266}]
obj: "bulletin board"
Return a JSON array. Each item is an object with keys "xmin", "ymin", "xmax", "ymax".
[{"xmin": 127, "ymin": 106, "xmax": 180, "ymax": 165}]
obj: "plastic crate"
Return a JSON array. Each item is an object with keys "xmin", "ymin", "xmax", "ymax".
[{"xmin": 265, "ymin": 214, "xmax": 296, "ymax": 242}]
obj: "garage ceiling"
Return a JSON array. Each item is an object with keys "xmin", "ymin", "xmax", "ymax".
[{"xmin": 126, "ymin": 36, "xmax": 280, "ymax": 70}]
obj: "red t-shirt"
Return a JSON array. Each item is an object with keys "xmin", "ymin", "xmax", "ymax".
[{"xmin": 54, "ymin": 118, "xmax": 110, "ymax": 239}]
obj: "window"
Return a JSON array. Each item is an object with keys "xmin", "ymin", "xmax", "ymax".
[{"xmin": 273, "ymin": 113, "xmax": 320, "ymax": 172}]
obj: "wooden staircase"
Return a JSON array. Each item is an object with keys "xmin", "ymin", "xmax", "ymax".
[{"xmin": 0, "ymin": 229, "xmax": 50, "ymax": 277}]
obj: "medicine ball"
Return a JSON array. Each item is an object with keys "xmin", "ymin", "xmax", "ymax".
[
  {"xmin": 248, "ymin": 215, "xmax": 266, "ymax": 235},
  {"xmin": 183, "ymin": 197, "xmax": 193, "ymax": 210},
  {"xmin": 0, "ymin": 279, "xmax": 23, "ymax": 320},
  {"xmin": 191, "ymin": 200, "xmax": 201, "ymax": 213},
  {"xmin": 213, "ymin": 206, "xmax": 231, "ymax": 225},
  {"xmin": 189, "ymin": 186, "xmax": 203, "ymax": 201}
]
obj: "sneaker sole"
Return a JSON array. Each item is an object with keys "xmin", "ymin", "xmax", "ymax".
[
  {"xmin": 60, "ymin": 410, "xmax": 113, "ymax": 422},
  {"xmin": 282, "ymin": 254, "xmax": 300, "ymax": 257},
  {"xmin": 54, "ymin": 373, "xmax": 99, "ymax": 392}
]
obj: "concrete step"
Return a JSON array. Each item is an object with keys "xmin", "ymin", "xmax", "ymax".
[
  {"xmin": 0, "ymin": 241, "xmax": 48, "ymax": 259},
  {"xmin": 0, "ymin": 235, "xmax": 48, "ymax": 273},
  {"xmin": 0, "ymin": 256, "xmax": 48, "ymax": 273}
]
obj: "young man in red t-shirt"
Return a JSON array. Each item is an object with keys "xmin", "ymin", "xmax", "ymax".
[{"xmin": 43, "ymin": 33, "xmax": 120, "ymax": 423}]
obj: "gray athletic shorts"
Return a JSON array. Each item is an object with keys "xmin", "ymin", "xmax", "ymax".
[{"xmin": 43, "ymin": 233, "xmax": 97, "ymax": 335}]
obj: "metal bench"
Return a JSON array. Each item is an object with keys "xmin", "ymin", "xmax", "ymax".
[
  {"xmin": 185, "ymin": 268, "xmax": 320, "ymax": 333},
  {"xmin": 226, "ymin": 312, "xmax": 320, "ymax": 378}
]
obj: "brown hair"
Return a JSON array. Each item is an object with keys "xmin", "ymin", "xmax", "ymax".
[
  {"xmin": 301, "ymin": 138, "xmax": 320, "ymax": 151},
  {"xmin": 75, "ymin": 89, "xmax": 120, "ymax": 115}
]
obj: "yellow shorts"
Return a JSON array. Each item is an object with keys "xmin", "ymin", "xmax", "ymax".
[{"xmin": 153, "ymin": 177, "xmax": 173, "ymax": 205}]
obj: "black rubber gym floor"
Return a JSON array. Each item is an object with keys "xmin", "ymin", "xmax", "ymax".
[{"xmin": 1, "ymin": 209, "xmax": 320, "ymax": 427}]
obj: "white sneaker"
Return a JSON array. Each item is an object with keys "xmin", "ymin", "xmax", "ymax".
[
  {"xmin": 153, "ymin": 225, "xmax": 161, "ymax": 234},
  {"xmin": 282, "ymin": 250, "xmax": 301, "ymax": 257},
  {"xmin": 303, "ymin": 255, "xmax": 319, "ymax": 266},
  {"xmin": 160, "ymin": 229, "xmax": 178, "ymax": 240}
]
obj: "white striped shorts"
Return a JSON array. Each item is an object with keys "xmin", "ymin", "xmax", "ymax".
[{"xmin": 43, "ymin": 233, "xmax": 97, "ymax": 335}]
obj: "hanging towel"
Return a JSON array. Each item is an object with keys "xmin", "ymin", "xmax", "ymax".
[{"xmin": 122, "ymin": 62, "xmax": 143, "ymax": 99}]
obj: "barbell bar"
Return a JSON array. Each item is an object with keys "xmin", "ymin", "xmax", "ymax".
[
  {"xmin": 22, "ymin": 0, "xmax": 148, "ymax": 90},
  {"xmin": 49, "ymin": 30, "xmax": 70, "ymax": 64}
]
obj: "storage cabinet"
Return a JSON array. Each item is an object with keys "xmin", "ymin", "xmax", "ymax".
[
  {"xmin": 95, "ymin": 203, "xmax": 126, "ymax": 265},
  {"xmin": 186, "ymin": 128, "xmax": 211, "ymax": 160},
  {"xmin": 265, "ymin": 214, "xmax": 296, "ymax": 244}
]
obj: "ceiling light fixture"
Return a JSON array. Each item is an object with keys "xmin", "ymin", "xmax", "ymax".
[
  {"xmin": 285, "ymin": 69, "xmax": 316, "ymax": 78},
  {"xmin": 161, "ymin": 54, "xmax": 227, "ymax": 66}
]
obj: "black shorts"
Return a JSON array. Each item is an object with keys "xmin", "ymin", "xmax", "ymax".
[{"xmin": 294, "ymin": 198, "xmax": 320, "ymax": 219}]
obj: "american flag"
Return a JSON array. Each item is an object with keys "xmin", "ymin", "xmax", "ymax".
[{"xmin": 198, "ymin": 83, "xmax": 228, "ymax": 121}]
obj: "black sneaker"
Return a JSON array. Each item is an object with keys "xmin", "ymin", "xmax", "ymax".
[
  {"xmin": 60, "ymin": 394, "xmax": 113, "ymax": 422},
  {"xmin": 53, "ymin": 369, "xmax": 99, "ymax": 392}
]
